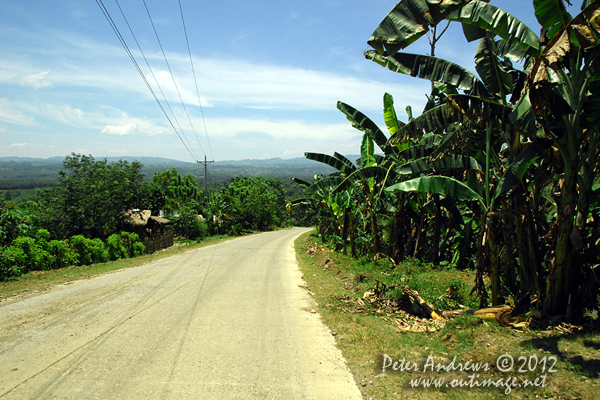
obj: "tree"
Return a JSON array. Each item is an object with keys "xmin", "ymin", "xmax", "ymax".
[
  {"xmin": 148, "ymin": 168, "xmax": 202, "ymax": 216},
  {"xmin": 35, "ymin": 153, "xmax": 145, "ymax": 239},
  {"xmin": 219, "ymin": 176, "xmax": 287, "ymax": 233}
]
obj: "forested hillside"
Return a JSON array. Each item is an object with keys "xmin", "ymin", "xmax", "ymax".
[
  {"xmin": 1, "ymin": 153, "xmax": 315, "ymax": 281},
  {"xmin": 0, "ymin": 156, "xmax": 336, "ymax": 203}
]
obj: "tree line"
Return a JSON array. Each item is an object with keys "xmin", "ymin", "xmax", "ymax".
[
  {"xmin": 291, "ymin": 0, "xmax": 600, "ymax": 319},
  {"xmin": 0, "ymin": 153, "xmax": 294, "ymax": 281}
]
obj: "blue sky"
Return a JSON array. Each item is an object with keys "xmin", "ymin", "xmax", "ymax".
[{"xmin": 0, "ymin": 1, "xmax": 577, "ymax": 162}]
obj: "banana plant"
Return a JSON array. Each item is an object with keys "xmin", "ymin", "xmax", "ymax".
[
  {"xmin": 364, "ymin": 0, "xmax": 550, "ymax": 306},
  {"xmin": 525, "ymin": 0, "xmax": 600, "ymax": 315},
  {"xmin": 366, "ymin": 0, "xmax": 600, "ymax": 314}
]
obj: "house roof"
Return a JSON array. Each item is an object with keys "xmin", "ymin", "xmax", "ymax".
[{"xmin": 124, "ymin": 210, "xmax": 170, "ymax": 226}]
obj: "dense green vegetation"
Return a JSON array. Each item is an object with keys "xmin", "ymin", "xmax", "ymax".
[
  {"xmin": 293, "ymin": 0, "xmax": 600, "ymax": 320},
  {"xmin": 0, "ymin": 156, "xmax": 335, "ymax": 203},
  {"xmin": 0, "ymin": 154, "xmax": 299, "ymax": 281}
]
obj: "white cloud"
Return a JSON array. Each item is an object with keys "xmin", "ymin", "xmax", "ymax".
[
  {"xmin": 0, "ymin": 26, "xmax": 427, "ymax": 114},
  {"xmin": 0, "ymin": 143, "xmax": 63, "ymax": 159},
  {"xmin": 0, "ymin": 98, "xmax": 37, "ymax": 126},
  {"xmin": 18, "ymin": 70, "xmax": 53, "ymax": 89},
  {"xmin": 101, "ymin": 122, "xmax": 139, "ymax": 136}
]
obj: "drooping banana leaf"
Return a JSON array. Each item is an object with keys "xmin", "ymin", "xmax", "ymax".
[
  {"xmin": 462, "ymin": 21, "xmax": 487, "ymax": 42},
  {"xmin": 446, "ymin": 0, "xmax": 541, "ymax": 57},
  {"xmin": 427, "ymin": 124, "xmax": 466, "ymax": 161},
  {"xmin": 289, "ymin": 198, "xmax": 316, "ymax": 211},
  {"xmin": 383, "ymin": 92, "xmax": 402, "ymax": 138},
  {"xmin": 492, "ymin": 138, "xmax": 552, "ymax": 202},
  {"xmin": 509, "ymin": 89, "xmax": 538, "ymax": 139},
  {"xmin": 387, "ymin": 102, "xmax": 460, "ymax": 145},
  {"xmin": 397, "ymin": 155, "xmax": 482, "ymax": 175},
  {"xmin": 530, "ymin": 0, "xmax": 600, "ymax": 83},
  {"xmin": 495, "ymin": 38, "xmax": 530, "ymax": 62},
  {"xmin": 337, "ymin": 101, "xmax": 393, "ymax": 154},
  {"xmin": 304, "ymin": 176, "xmax": 346, "ymax": 195},
  {"xmin": 474, "ymin": 37, "xmax": 513, "ymax": 97},
  {"xmin": 367, "ymin": 0, "xmax": 470, "ymax": 55},
  {"xmin": 291, "ymin": 177, "xmax": 311, "ymax": 188},
  {"xmin": 305, "ymin": 152, "xmax": 356, "ymax": 174},
  {"xmin": 439, "ymin": 196, "xmax": 465, "ymax": 227},
  {"xmin": 533, "ymin": 0, "xmax": 573, "ymax": 40},
  {"xmin": 386, "ymin": 175, "xmax": 485, "ymax": 208},
  {"xmin": 449, "ymin": 94, "xmax": 515, "ymax": 131},
  {"xmin": 374, "ymin": 154, "xmax": 386, "ymax": 166},
  {"xmin": 396, "ymin": 134, "xmax": 444, "ymax": 160},
  {"xmin": 365, "ymin": 51, "xmax": 488, "ymax": 97},
  {"xmin": 334, "ymin": 152, "xmax": 357, "ymax": 173},
  {"xmin": 333, "ymin": 166, "xmax": 392, "ymax": 193}
]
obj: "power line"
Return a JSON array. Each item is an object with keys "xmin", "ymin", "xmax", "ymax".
[
  {"xmin": 178, "ymin": 0, "xmax": 214, "ymax": 161},
  {"xmin": 113, "ymin": 0, "xmax": 194, "ymax": 160},
  {"xmin": 95, "ymin": 0, "xmax": 198, "ymax": 162},
  {"xmin": 141, "ymin": 0, "xmax": 205, "ymax": 159}
]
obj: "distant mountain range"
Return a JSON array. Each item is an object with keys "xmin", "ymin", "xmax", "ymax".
[{"xmin": 0, "ymin": 155, "xmax": 345, "ymax": 191}]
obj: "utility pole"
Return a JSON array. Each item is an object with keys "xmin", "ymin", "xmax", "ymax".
[{"xmin": 197, "ymin": 155, "xmax": 214, "ymax": 198}]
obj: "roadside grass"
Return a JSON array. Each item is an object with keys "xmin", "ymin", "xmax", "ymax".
[
  {"xmin": 295, "ymin": 231, "xmax": 600, "ymax": 400},
  {"xmin": 0, "ymin": 235, "xmax": 232, "ymax": 299}
]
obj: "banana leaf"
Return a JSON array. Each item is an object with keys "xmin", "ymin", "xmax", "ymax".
[
  {"xmin": 304, "ymin": 176, "xmax": 346, "ymax": 195},
  {"xmin": 291, "ymin": 177, "xmax": 311, "ymax": 188},
  {"xmin": 492, "ymin": 138, "xmax": 552, "ymax": 202},
  {"xmin": 387, "ymin": 102, "xmax": 460, "ymax": 145},
  {"xmin": 533, "ymin": 0, "xmax": 572, "ymax": 40},
  {"xmin": 361, "ymin": 134, "xmax": 377, "ymax": 168},
  {"xmin": 509, "ymin": 89, "xmax": 538, "ymax": 138},
  {"xmin": 334, "ymin": 152, "xmax": 357, "ymax": 172},
  {"xmin": 447, "ymin": 0, "xmax": 541, "ymax": 57},
  {"xmin": 365, "ymin": 51, "xmax": 488, "ymax": 96},
  {"xmin": 396, "ymin": 134, "xmax": 444, "ymax": 160},
  {"xmin": 367, "ymin": 0, "xmax": 470, "ymax": 54},
  {"xmin": 530, "ymin": 1, "xmax": 600, "ymax": 84},
  {"xmin": 334, "ymin": 166, "xmax": 392, "ymax": 193},
  {"xmin": 397, "ymin": 155, "xmax": 482, "ymax": 175},
  {"xmin": 386, "ymin": 176, "xmax": 485, "ymax": 208},
  {"xmin": 337, "ymin": 101, "xmax": 393, "ymax": 154},
  {"xmin": 495, "ymin": 38, "xmax": 530, "ymax": 62},
  {"xmin": 305, "ymin": 152, "xmax": 356, "ymax": 174},
  {"xmin": 383, "ymin": 92, "xmax": 401, "ymax": 138},
  {"xmin": 475, "ymin": 37, "xmax": 513, "ymax": 97}
]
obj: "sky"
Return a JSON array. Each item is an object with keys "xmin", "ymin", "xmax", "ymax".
[{"xmin": 0, "ymin": 0, "xmax": 580, "ymax": 163}]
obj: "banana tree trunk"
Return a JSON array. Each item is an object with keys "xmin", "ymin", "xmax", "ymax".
[
  {"xmin": 544, "ymin": 168, "xmax": 577, "ymax": 316},
  {"xmin": 431, "ymin": 194, "xmax": 441, "ymax": 265},
  {"xmin": 340, "ymin": 209, "xmax": 350, "ymax": 254},
  {"xmin": 392, "ymin": 193, "xmax": 406, "ymax": 262}
]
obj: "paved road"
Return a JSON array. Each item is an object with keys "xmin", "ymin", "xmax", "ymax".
[{"xmin": 0, "ymin": 228, "xmax": 362, "ymax": 399}]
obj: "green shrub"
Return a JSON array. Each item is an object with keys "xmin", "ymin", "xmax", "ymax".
[
  {"xmin": 70, "ymin": 235, "xmax": 108, "ymax": 266},
  {"xmin": 12, "ymin": 236, "xmax": 52, "ymax": 272},
  {"xmin": 36, "ymin": 229, "xmax": 51, "ymax": 245},
  {"xmin": 132, "ymin": 241, "xmax": 146, "ymax": 257},
  {"xmin": 107, "ymin": 233, "xmax": 128, "ymax": 261},
  {"xmin": 71, "ymin": 235, "xmax": 93, "ymax": 266},
  {"xmin": 0, "ymin": 246, "xmax": 26, "ymax": 280},
  {"xmin": 89, "ymin": 238, "xmax": 109, "ymax": 263},
  {"xmin": 170, "ymin": 207, "xmax": 208, "ymax": 240},
  {"xmin": 48, "ymin": 239, "xmax": 78, "ymax": 269},
  {"xmin": 119, "ymin": 231, "xmax": 144, "ymax": 257}
]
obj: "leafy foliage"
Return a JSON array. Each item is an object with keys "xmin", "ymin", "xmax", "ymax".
[{"xmin": 35, "ymin": 153, "xmax": 145, "ymax": 239}]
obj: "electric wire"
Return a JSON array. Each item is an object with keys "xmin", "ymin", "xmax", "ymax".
[
  {"xmin": 113, "ymin": 0, "xmax": 193, "ymax": 161},
  {"xmin": 141, "ymin": 0, "xmax": 205, "ymax": 159},
  {"xmin": 95, "ymin": 0, "xmax": 197, "ymax": 162},
  {"xmin": 178, "ymin": 0, "xmax": 214, "ymax": 161}
]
